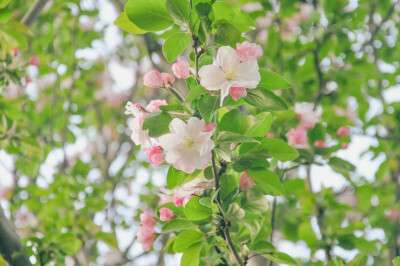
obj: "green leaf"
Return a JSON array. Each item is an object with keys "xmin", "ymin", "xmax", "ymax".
[
  {"xmin": 263, "ymin": 252, "xmax": 297, "ymax": 265},
  {"xmin": 166, "ymin": 0, "xmax": 191, "ymax": 22},
  {"xmin": 328, "ymin": 157, "xmax": 356, "ymax": 174},
  {"xmin": 125, "ymin": 0, "xmax": 173, "ymax": 31},
  {"xmin": 181, "ymin": 242, "xmax": 202, "ymax": 266},
  {"xmin": 246, "ymin": 168, "xmax": 286, "ymax": 197},
  {"xmin": 244, "ymin": 89, "xmax": 288, "ymax": 111},
  {"xmin": 198, "ymin": 95, "xmax": 220, "ymax": 124},
  {"xmin": 173, "ymin": 230, "xmax": 203, "ymax": 252},
  {"xmin": 184, "ymin": 196, "xmax": 212, "ymax": 220},
  {"xmin": 185, "ymin": 85, "xmax": 209, "ymax": 103},
  {"xmin": 1, "ymin": 29, "xmax": 27, "ymax": 50},
  {"xmin": 216, "ymin": 131, "xmax": 259, "ymax": 144},
  {"xmin": 308, "ymin": 123, "xmax": 326, "ymax": 143},
  {"xmin": 241, "ymin": 188, "xmax": 270, "ymax": 214},
  {"xmin": 58, "ymin": 233, "xmax": 82, "ymax": 255},
  {"xmin": 142, "ymin": 111, "xmax": 172, "ymax": 137},
  {"xmin": 393, "ymin": 257, "xmax": 400, "ymax": 266},
  {"xmin": 167, "ymin": 165, "xmax": 186, "ymax": 189},
  {"xmin": 159, "ymin": 104, "xmax": 184, "ymax": 112},
  {"xmin": 162, "ymin": 32, "xmax": 191, "ymax": 62},
  {"xmin": 95, "ymin": 232, "xmax": 118, "ymax": 249},
  {"xmin": 219, "ymin": 109, "xmax": 244, "ymax": 133},
  {"xmin": 232, "ymin": 155, "xmax": 270, "ymax": 172},
  {"xmin": 261, "ymin": 138, "xmax": 299, "ymax": 162},
  {"xmin": 113, "ymin": 12, "xmax": 147, "ymax": 34},
  {"xmin": 213, "ymin": 20, "xmax": 241, "ymax": 46},
  {"xmin": 0, "ymin": 0, "xmax": 11, "ymax": 9},
  {"xmin": 212, "ymin": 2, "xmax": 256, "ymax": 32},
  {"xmin": 258, "ymin": 69, "xmax": 291, "ymax": 90},
  {"xmin": 0, "ymin": 10, "xmax": 13, "ymax": 24},
  {"xmin": 246, "ymin": 112, "xmax": 272, "ymax": 138},
  {"xmin": 220, "ymin": 174, "xmax": 238, "ymax": 201},
  {"xmin": 252, "ymin": 241, "xmax": 275, "ymax": 254},
  {"xmin": 297, "ymin": 220, "xmax": 318, "ymax": 247},
  {"xmin": 162, "ymin": 219, "xmax": 198, "ymax": 232}
]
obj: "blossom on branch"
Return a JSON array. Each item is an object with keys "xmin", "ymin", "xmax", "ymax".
[
  {"xmin": 199, "ymin": 46, "xmax": 261, "ymax": 106},
  {"xmin": 159, "ymin": 117, "xmax": 215, "ymax": 174},
  {"xmin": 288, "ymin": 126, "xmax": 309, "ymax": 149},
  {"xmin": 172, "ymin": 58, "xmax": 190, "ymax": 79},
  {"xmin": 294, "ymin": 102, "xmax": 321, "ymax": 129}
]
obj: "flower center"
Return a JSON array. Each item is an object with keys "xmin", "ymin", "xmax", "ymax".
[
  {"xmin": 226, "ymin": 69, "xmax": 238, "ymax": 80},
  {"xmin": 180, "ymin": 135, "xmax": 195, "ymax": 150}
]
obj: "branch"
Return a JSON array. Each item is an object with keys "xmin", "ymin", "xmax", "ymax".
[
  {"xmin": 0, "ymin": 206, "xmax": 32, "ymax": 266},
  {"xmin": 21, "ymin": 0, "xmax": 49, "ymax": 27}
]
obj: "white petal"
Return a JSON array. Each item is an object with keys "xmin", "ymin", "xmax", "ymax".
[
  {"xmin": 199, "ymin": 65, "xmax": 226, "ymax": 91},
  {"xmin": 187, "ymin": 117, "xmax": 203, "ymax": 137},
  {"xmin": 217, "ymin": 46, "xmax": 240, "ymax": 74},
  {"xmin": 159, "ymin": 133, "xmax": 180, "ymax": 151},
  {"xmin": 219, "ymin": 81, "xmax": 234, "ymax": 106},
  {"xmin": 169, "ymin": 118, "xmax": 188, "ymax": 137},
  {"xmin": 234, "ymin": 59, "xmax": 261, "ymax": 89}
]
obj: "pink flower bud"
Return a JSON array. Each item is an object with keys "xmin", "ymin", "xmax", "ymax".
[
  {"xmin": 146, "ymin": 99, "xmax": 167, "ymax": 113},
  {"xmin": 203, "ymin": 121, "xmax": 216, "ymax": 133},
  {"xmin": 172, "ymin": 58, "xmax": 190, "ymax": 79},
  {"xmin": 137, "ymin": 225, "xmax": 155, "ymax": 251},
  {"xmin": 144, "ymin": 145, "xmax": 165, "ymax": 167},
  {"xmin": 144, "ymin": 70, "xmax": 164, "ymax": 88},
  {"xmin": 11, "ymin": 48, "xmax": 20, "ymax": 57},
  {"xmin": 239, "ymin": 172, "xmax": 256, "ymax": 190},
  {"xmin": 342, "ymin": 143, "xmax": 348, "ymax": 149},
  {"xmin": 266, "ymin": 133, "xmax": 274, "ymax": 138},
  {"xmin": 288, "ymin": 126, "xmax": 309, "ymax": 149},
  {"xmin": 159, "ymin": 207, "xmax": 174, "ymax": 221},
  {"xmin": 25, "ymin": 76, "xmax": 32, "ymax": 84},
  {"xmin": 230, "ymin": 87, "xmax": 247, "ymax": 101},
  {"xmin": 161, "ymin": 73, "xmax": 175, "ymax": 88},
  {"xmin": 386, "ymin": 209, "xmax": 400, "ymax": 220},
  {"xmin": 173, "ymin": 194, "xmax": 192, "ymax": 207},
  {"xmin": 236, "ymin": 41, "xmax": 263, "ymax": 61},
  {"xmin": 337, "ymin": 126, "xmax": 350, "ymax": 137},
  {"xmin": 314, "ymin": 140, "xmax": 324, "ymax": 148},
  {"xmin": 140, "ymin": 211, "xmax": 156, "ymax": 228},
  {"xmin": 29, "ymin": 56, "xmax": 40, "ymax": 66}
]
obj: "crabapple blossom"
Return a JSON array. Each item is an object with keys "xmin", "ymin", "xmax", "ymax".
[
  {"xmin": 239, "ymin": 172, "xmax": 256, "ymax": 190},
  {"xmin": 125, "ymin": 102, "xmax": 151, "ymax": 147},
  {"xmin": 342, "ymin": 143, "xmax": 349, "ymax": 149},
  {"xmin": 288, "ymin": 126, "xmax": 309, "ymax": 149},
  {"xmin": 159, "ymin": 208, "xmax": 175, "ymax": 221},
  {"xmin": 158, "ymin": 188, "xmax": 173, "ymax": 205},
  {"xmin": 294, "ymin": 102, "xmax": 321, "ymax": 128},
  {"xmin": 161, "ymin": 73, "xmax": 175, "ymax": 88},
  {"xmin": 199, "ymin": 46, "xmax": 261, "ymax": 105},
  {"xmin": 140, "ymin": 211, "xmax": 156, "ymax": 228},
  {"xmin": 235, "ymin": 41, "xmax": 263, "ymax": 61},
  {"xmin": 29, "ymin": 56, "xmax": 40, "ymax": 66},
  {"xmin": 230, "ymin": 87, "xmax": 247, "ymax": 101},
  {"xmin": 266, "ymin": 133, "xmax": 274, "ymax": 138},
  {"xmin": 203, "ymin": 121, "xmax": 216, "ymax": 134},
  {"xmin": 143, "ymin": 70, "xmax": 164, "ymax": 88},
  {"xmin": 337, "ymin": 126, "xmax": 350, "ymax": 137},
  {"xmin": 146, "ymin": 99, "xmax": 167, "ymax": 113},
  {"xmin": 173, "ymin": 193, "xmax": 192, "ymax": 207},
  {"xmin": 137, "ymin": 225, "xmax": 156, "ymax": 251},
  {"xmin": 172, "ymin": 58, "xmax": 190, "ymax": 79},
  {"xmin": 144, "ymin": 145, "xmax": 165, "ymax": 166},
  {"xmin": 314, "ymin": 140, "xmax": 324, "ymax": 148},
  {"xmin": 159, "ymin": 117, "xmax": 215, "ymax": 174},
  {"xmin": 11, "ymin": 48, "xmax": 20, "ymax": 57}
]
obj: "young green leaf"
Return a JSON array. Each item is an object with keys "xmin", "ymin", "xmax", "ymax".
[
  {"xmin": 219, "ymin": 109, "xmax": 244, "ymax": 133},
  {"xmin": 216, "ymin": 131, "xmax": 259, "ymax": 144},
  {"xmin": 125, "ymin": 0, "xmax": 173, "ymax": 31},
  {"xmin": 212, "ymin": 2, "xmax": 256, "ymax": 32},
  {"xmin": 246, "ymin": 168, "xmax": 286, "ymax": 197},
  {"xmin": 185, "ymin": 85, "xmax": 209, "ymax": 103},
  {"xmin": 328, "ymin": 157, "xmax": 356, "ymax": 174},
  {"xmin": 258, "ymin": 69, "xmax": 291, "ymax": 90},
  {"xmin": 197, "ymin": 95, "xmax": 220, "ymax": 124},
  {"xmin": 181, "ymin": 242, "xmax": 202, "ymax": 266},
  {"xmin": 263, "ymin": 252, "xmax": 297, "ymax": 265},
  {"xmin": 142, "ymin": 111, "xmax": 172, "ymax": 137},
  {"xmin": 113, "ymin": 12, "xmax": 147, "ymax": 34},
  {"xmin": 261, "ymin": 138, "xmax": 299, "ymax": 162},
  {"xmin": 184, "ymin": 196, "xmax": 212, "ymax": 220},
  {"xmin": 166, "ymin": 0, "xmax": 191, "ymax": 23},
  {"xmin": 0, "ymin": 10, "xmax": 13, "ymax": 24},
  {"xmin": 173, "ymin": 230, "xmax": 204, "ymax": 252},
  {"xmin": 244, "ymin": 89, "xmax": 288, "ymax": 111},
  {"xmin": 213, "ymin": 20, "xmax": 241, "ymax": 46},
  {"xmin": 246, "ymin": 112, "xmax": 272, "ymax": 138},
  {"xmin": 167, "ymin": 165, "xmax": 187, "ymax": 189},
  {"xmin": 162, "ymin": 219, "xmax": 198, "ymax": 232},
  {"xmin": 162, "ymin": 32, "xmax": 191, "ymax": 62},
  {"xmin": 241, "ymin": 188, "xmax": 270, "ymax": 214}
]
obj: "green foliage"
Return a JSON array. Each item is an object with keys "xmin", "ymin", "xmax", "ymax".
[
  {"xmin": 142, "ymin": 111, "xmax": 172, "ymax": 137},
  {"xmin": 162, "ymin": 32, "xmax": 191, "ymax": 62}
]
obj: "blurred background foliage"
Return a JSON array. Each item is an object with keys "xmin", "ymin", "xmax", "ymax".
[{"xmin": 0, "ymin": 0, "xmax": 400, "ymax": 265}]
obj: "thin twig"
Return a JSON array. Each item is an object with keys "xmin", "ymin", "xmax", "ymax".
[{"xmin": 22, "ymin": 0, "xmax": 49, "ymax": 27}]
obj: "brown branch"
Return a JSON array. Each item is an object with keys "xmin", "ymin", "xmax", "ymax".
[
  {"xmin": 0, "ymin": 206, "xmax": 32, "ymax": 266},
  {"xmin": 21, "ymin": 0, "xmax": 49, "ymax": 27}
]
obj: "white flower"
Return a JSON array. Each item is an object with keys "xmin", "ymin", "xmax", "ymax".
[
  {"xmin": 294, "ymin": 102, "xmax": 322, "ymax": 129},
  {"xmin": 199, "ymin": 46, "xmax": 261, "ymax": 106},
  {"xmin": 159, "ymin": 117, "xmax": 215, "ymax": 173},
  {"xmin": 125, "ymin": 102, "xmax": 151, "ymax": 147}
]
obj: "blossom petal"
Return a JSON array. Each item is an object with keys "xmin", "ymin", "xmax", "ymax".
[
  {"xmin": 187, "ymin": 117, "xmax": 204, "ymax": 137},
  {"xmin": 217, "ymin": 46, "xmax": 240, "ymax": 74},
  {"xmin": 234, "ymin": 59, "xmax": 261, "ymax": 88},
  {"xmin": 169, "ymin": 118, "xmax": 188, "ymax": 137},
  {"xmin": 199, "ymin": 65, "xmax": 226, "ymax": 91}
]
